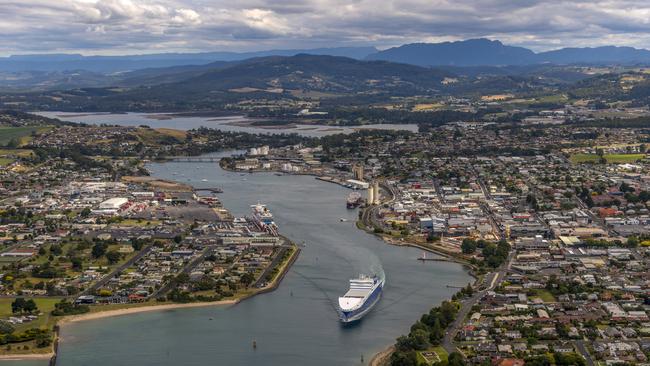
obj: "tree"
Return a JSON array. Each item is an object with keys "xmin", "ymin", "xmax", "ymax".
[
  {"xmin": 0, "ymin": 321, "xmax": 15, "ymax": 335},
  {"xmin": 395, "ymin": 335, "xmax": 414, "ymax": 351},
  {"xmin": 50, "ymin": 244, "xmax": 63, "ymax": 256},
  {"xmin": 105, "ymin": 251, "xmax": 121, "ymax": 264},
  {"xmin": 410, "ymin": 329, "xmax": 430, "ymax": 350},
  {"xmin": 11, "ymin": 298, "xmax": 26, "ymax": 314},
  {"xmin": 240, "ymin": 272, "xmax": 255, "ymax": 288},
  {"xmin": 390, "ymin": 350, "xmax": 418, "ymax": 366},
  {"xmin": 71, "ymin": 257, "xmax": 83, "ymax": 271},
  {"xmin": 5, "ymin": 138, "xmax": 19, "ymax": 149},
  {"xmin": 80, "ymin": 207, "xmax": 91, "ymax": 218},
  {"xmin": 430, "ymin": 318, "xmax": 443, "ymax": 344},
  {"xmin": 626, "ymin": 236, "xmax": 639, "ymax": 248},
  {"xmin": 465, "ymin": 283, "xmax": 473, "ymax": 296},
  {"xmin": 92, "ymin": 242, "xmax": 107, "ymax": 258},
  {"xmin": 448, "ymin": 352, "xmax": 466, "ymax": 366},
  {"xmin": 23, "ymin": 299, "xmax": 37, "ymax": 313},
  {"xmin": 461, "ymin": 239, "xmax": 477, "ymax": 254}
]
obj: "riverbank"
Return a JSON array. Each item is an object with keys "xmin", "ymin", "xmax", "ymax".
[
  {"xmin": 0, "ymin": 218, "xmax": 302, "ymax": 362},
  {"xmin": 57, "ymin": 300, "xmax": 239, "ymax": 326},
  {"xmin": 0, "ymin": 352, "xmax": 54, "ymax": 361},
  {"xmin": 370, "ymin": 344, "xmax": 395, "ymax": 366}
]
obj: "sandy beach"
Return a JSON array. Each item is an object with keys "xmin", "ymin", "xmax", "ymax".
[
  {"xmin": 0, "ymin": 352, "xmax": 54, "ymax": 360},
  {"xmin": 370, "ymin": 344, "xmax": 395, "ymax": 366},
  {"xmin": 57, "ymin": 299, "xmax": 239, "ymax": 326}
]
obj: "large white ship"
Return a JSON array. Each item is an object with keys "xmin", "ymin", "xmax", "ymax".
[
  {"xmin": 337, "ymin": 274, "xmax": 384, "ymax": 323},
  {"xmin": 250, "ymin": 203, "xmax": 279, "ymax": 236}
]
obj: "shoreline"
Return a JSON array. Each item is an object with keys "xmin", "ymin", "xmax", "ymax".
[
  {"xmin": 2, "ymin": 231, "xmax": 301, "ymax": 362},
  {"xmin": 56, "ymin": 300, "xmax": 239, "ymax": 327},
  {"xmin": 370, "ymin": 344, "xmax": 395, "ymax": 366},
  {"xmin": 0, "ymin": 353, "xmax": 54, "ymax": 361}
]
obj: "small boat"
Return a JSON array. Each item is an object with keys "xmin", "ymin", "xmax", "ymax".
[
  {"xmin": 201, "ymin": 179, "xmax": 208, "ymax": 182},
  {"xmin": 340, "ymin": 218, "xmax": 348, "ymax": 222}
]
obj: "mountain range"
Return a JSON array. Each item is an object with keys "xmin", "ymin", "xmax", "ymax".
[
  {"xmin": 5, "ymin": 39, "xmax": 650, "ymax": 77},
  {"xmin": 367, "ymin": 39, "xmax": 650, "ymax": 67},
  {"xmin": 0, "ymin": 47, "xmax": 377, "ymax": 73}
]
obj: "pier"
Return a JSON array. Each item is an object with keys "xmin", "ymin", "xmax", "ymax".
[
  {"xmin": 195, "ymin": 187, "xmax": 223, "ymax": 193},
  {"xmin": 417, "ymin": 251, "xmax": 450, "ymax": 262}
]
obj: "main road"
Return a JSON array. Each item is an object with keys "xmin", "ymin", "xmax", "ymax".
[{"xmin": 441, "ymin": 251, "xmax": 514, "ymax": 355}]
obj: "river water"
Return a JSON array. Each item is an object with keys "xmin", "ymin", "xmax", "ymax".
[
  {"xmin": 27, "ymin": 152, "xmax": 470, "ymax": 366},
  {"xmin": 35, "ymin": 112, "xmax": 418, "ymax": 137}
]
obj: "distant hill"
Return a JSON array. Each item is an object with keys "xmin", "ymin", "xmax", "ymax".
[
  {"xmin": 366, "ymin": 39, "xmax": 537, "ymax": 66},
  {"xmin": 0, "ymin": 47, "xmax": 378, "ymax": 73},
  {"xmin": 123, "ymin": 54, "xmax": 453, "ymax": 97},
  {"xmin": 538, "ymin": 46, "xmax": 650, "ymax": 64},
  {"xmin": 367, "ymin": 39, "xmax": 650, "ymax": 67},
  {"xmin": 20, "ymin": 54, "xmax": 456, "ymax": 111}
]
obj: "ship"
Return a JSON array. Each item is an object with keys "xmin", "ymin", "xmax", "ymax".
[
  {"xmin": 337, "ymin": 274, "xmax": 384, "ymax": 323},
  {"xmin": 346, "ymin": 192, "xmax": 362, "ymax": 209},
  {"xmin": 250, "ymin": 203, "xmax": 279, "ymax": 236}
]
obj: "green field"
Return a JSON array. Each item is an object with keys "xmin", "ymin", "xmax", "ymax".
[
  {"xmin": 0, "ymin": 127, "xmax": 48, "ymax": 146},
  {"xmin": 0, "ymin": 297, "xmax": 62, "ymax": 331},
  {"xmin": 417, "ymin": 346, "xmax": 448, "ymax": 365},
  {"xmin": 532, "ymin": 289, "xmax": 556, "ymax": 303},
  {"xmin": 570, "ymin": 153, "xmax": 645, "ymax": 164}
]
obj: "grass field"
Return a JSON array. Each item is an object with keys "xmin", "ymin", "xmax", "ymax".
[
  {"xmin": 418, "ymin": 346, "xmax": 448, "ymax": 365},
  {"xmin": 0, "ymin": 149, "xmax": 33, "ymax": 157},
  {"xmin": 0, "ymin": 298, "xmax": 62, "ymax": 331},
  {"xmin": 532, "ymin": 289, "xmax": 556, "ymax": 303},
  {"xmin": 570, "ymin": 153, "xmax": 645, "ymax": 164},
  {"xmin": 0, "ymin": 127, "xmax": 51, "ymax": 146}
]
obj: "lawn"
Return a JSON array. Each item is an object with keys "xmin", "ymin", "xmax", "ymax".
[
  {"xmin": 532, "ymin": 289, "xmax": 556, "ymax": 303},
  {"xmin": 114, "ymin": 219, "xmax": 162, "ymax": 227},
  {"xmin": 0, "ymin": 149, "xmax": 34, "ymax": 157},
  {"xmin": 0, "ymin": 297, "xmax": 63, "ymax": 331},
  {"xmin": 570, "ymin": 153, "xmax": 645, "ymax": 164},
  {"xmin": 0, "ymin": 158, "xmax": 14, "ymax": 166},
  {"xmin": 535, "ymin": 94, "xmax": 569, "ymax": 104},
  {"xmin": 0, "ymin": 127, "xmax": 50, "ymax": 146},
  {"xmin": 418, "ymin": 346, "xmax": 448, "ymax": 365}
]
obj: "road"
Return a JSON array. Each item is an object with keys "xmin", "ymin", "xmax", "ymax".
[
  {"xmin": 79, "ymin": 244, "xmax": 154, "ymax": 298},
  {"xmin": 361, "ymin": 180, "xmax": 396, "ymax": 231},
  {"xmin": 253, "ymin": 245, "xmax": 290, "ymax": 287},
  {"xmin": 573, "ymin": 340, "xmax": 595, "ymax": 366},
  {"xmin": 441, "ymin": 252, "xmax": 513, "ymax": 355},
  {"xmin": 151, "ymin": 246, "xmax": 211, "ymax": 298}
]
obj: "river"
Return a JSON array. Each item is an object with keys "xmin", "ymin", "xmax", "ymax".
[
  {"xmin": 18, "ymin": 152, "xmax": 470, "ymax": 366},
  {"xmin": 34, "ymin": 112, "xmax": 419, "ymax": 137}
]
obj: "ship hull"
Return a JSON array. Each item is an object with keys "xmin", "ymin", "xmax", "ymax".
[{"xmin": 338, "ymin": 281, "xmax": 383, "ymax": 323}]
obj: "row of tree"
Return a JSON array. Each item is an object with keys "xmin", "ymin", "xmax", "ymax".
[{"xmin": 390, "ymin": 290, "xmax": 467, "ymax": 366}]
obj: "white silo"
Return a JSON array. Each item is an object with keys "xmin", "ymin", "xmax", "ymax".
[{"xmin": 373, "ymin": 182, "xmax": 380, "ymax": 205}]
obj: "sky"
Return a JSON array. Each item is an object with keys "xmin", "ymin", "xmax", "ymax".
[{"xmin": 2, "ymin": 0, "xmax": 650, "ymax": 56}]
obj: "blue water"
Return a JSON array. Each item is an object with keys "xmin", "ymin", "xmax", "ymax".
[
  {"xmin": 35, "ymin": 112, "xmax": 418, "ymax": 137},
  {"xmin": 50, "ymin": 152, "xmax": 470, "ymax": 366}
]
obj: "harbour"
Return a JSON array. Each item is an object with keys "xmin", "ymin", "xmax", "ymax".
[{"xmin": 47, "ymin": 151, "xmax": 471, "ymax": 366}]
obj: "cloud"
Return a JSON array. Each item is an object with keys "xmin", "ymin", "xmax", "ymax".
[{"xmin": 2, "ymin": 0, "xmax": 650, "ymax": 55}]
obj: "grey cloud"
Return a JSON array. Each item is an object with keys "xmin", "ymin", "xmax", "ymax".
[{"xmin": 2, "ymin": 0, "xmax": 650, "ymax": 55}]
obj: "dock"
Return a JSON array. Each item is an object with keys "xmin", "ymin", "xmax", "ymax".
[{"xmin": 417, "ymin": 251, "xmax": 450, "ymax": 262}]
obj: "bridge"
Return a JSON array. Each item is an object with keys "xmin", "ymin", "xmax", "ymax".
[{"xmin": 170, "ymin": 157, "xmax": 221, "ymax": 162}]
